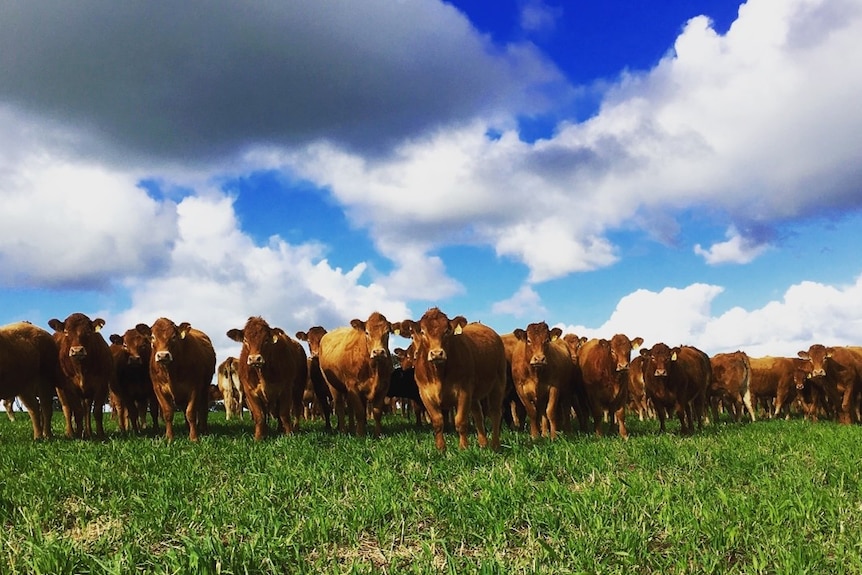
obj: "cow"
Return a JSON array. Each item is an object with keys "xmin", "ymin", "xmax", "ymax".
[
  {"xmin": 747, "ymin": 356, "xmax": 802, "ymax": 420},
  {"xmin": 508, "ymin": 322, "xmax": 573, "ymax": 440},
  {"xmin": 561, "ymin": 334, "xmax": 592, "ymax": 433},
  {"xmin": 577, "ymin": 334, "xmax": 644, "ymax": 439},
  {"xmin": 396, "ymin": 308, "xmax": 506, "ymax": 451},
  {"xmin": 109, "ymin": 328, "xmax": 159, "ymax": 434},
  {"xmin": 627, "ymin": 355, "xmax": 651, "ymax": 421},
  {"xmin": 797, "ymin": 345, "xmax": 862, "ymax": 424},
  {"xmin": 226, "ymin": 317, "xmax": 307, "ymax": 440},
  {"xmin": 140, "ymin": 318, "xmax": 216, "ymax": 442},
  {"xmin": 49, "ymin": 313, "xmax": 113, "ymax": 439},
  {"xmin": 217, "ymin": 356, "xmax": 244, "ymax": 421},
  {"xmin": 317, "ymin": 312, "xmax": 393, "ymax": 437},
  {"xmin": 708, "ymin": 351, "xmax": 753, "ymax": 422},
  {"xmin": 0, "ymin": 321, "xmax": 60, "ymax": 439},
  {"xmin": 791, "ymin": 359, "xmax": 832, "ymax": 422},
  {"xmin": 640, "ymin": 343, "xmax": 710, "ymax": 434},
  {"xmin": 295, "ymin": 326, "xmax": 334, "ymax": 431}
]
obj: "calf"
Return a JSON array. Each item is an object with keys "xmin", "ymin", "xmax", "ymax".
[
  {"xmin": 509, "ymin": 322, "xmax": 573, "ymax": 440},
  {"xmin": 109, "ymin": 328, "xmax": 159, "ymax": 434},
  {"xmin": 49, "ymin": 313, "xmax": 113, "ymax": 439},
  {"xmin": 217, "ymin": 356, "xmax": 244, "ymax": 420},
  {"xmin": 141, "ymin": 318, "xmax": 216, "ymax": 442},
  {"xmin": 317, "ymin": 312, "xmax": 393, "ymax": 437},
  {"xmin": 797, "ymin": 345, "xmax": 862, "ymax": 424},
  {"xmin": 227, "ymin": 317, "xmax": 307, "ymax": 440},
  {"xmin": 640, "ymin": 343, "xmax": 710, "ymax": 434},
  {"xmin": 578, "ymin": 334, "xmax": 644, "ymax": 438},
  {"xmin": 0, "ymin": 321, "xmax": 60, "ymax": 439},
  {"xmin": 397, "ymin": 308, "xmax": 506, "ymax": 451}
]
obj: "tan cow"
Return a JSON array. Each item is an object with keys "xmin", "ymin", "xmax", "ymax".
[
  {"xmin": 708, "ymin": 351, "xmax": 753, "ymax": 422},
  {"xmin": 578, "ymin": 334, "xmax": 643, "ymax": 438},
  {"xmin": 49, "ymin": 313, "xmax": 113, "ymax": 439},
  {"xmin": 227, "ymin": 317, "xmax": 307, "ymax": 440},
  {"xmin": 0, "ymin": 321, "xmax": 60, "ymax": 439},
  {"xmin": 396, "ymin": 308, "xmax": 506, "ymax": 451},
  {"xmin": 141, "ymin": 318, "xmax": 216, "ymax": 442},
  {"xmin": 508, "ymin": 322, "xmax": 573, "ymax": 440},
  {"xmin": 797, "ymin": 345, "xmax": 862, "ymax": 424},
  {"xmin": 640, "ymin": 343, "xmax": 710, "ymax": 434},
  {"xmin": 217, "ymin": 357, "xmax": 244, "ymax": 420},
  {"xmin": 317, "ymin": 312, "xmax": 393, "ymax": 437}
]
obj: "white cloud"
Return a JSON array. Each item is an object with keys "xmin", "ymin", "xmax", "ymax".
[
  {"xmin": 694, "ymin": 226, "xmax": 771, "ymax": 264},
  {"xmin": 491, "ymin": 285, "xmax": 548, "ymax": 319}
]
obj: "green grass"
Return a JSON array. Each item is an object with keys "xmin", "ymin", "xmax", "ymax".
[{"xmin": 1, "ymin": 412, "xmax": 861, "ymax": 574}]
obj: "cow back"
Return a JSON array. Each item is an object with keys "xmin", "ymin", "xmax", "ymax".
[
  {"xmin": 459, "ymin": 322, "xmax": 507, "ymax": 402},
  {"xmin": 0, "ymin": 322, "xmax": 61, "ymax": 399}
]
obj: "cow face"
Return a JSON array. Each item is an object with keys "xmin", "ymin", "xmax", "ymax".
[
  {"xmin": 148, "ymin": 318, "xmax": 191, "ymax": 365},
  {"xmin": 415, "ymin": 307, "xmax": 466, "ymax": 365},
  {"xmin": 641, "ymin": 343, "xmax": 674, "ymax": 378},
  {"xmin": 562, "ymin": 333, "xmax": 588, "ymax": 360},
  {"xmin": 350, "ymin": 312, "xmax": 392, "ymax": 361},
  {"xmin": 228, "ymin": 316, "xmax": 280, "ymax": 368},
  {"xmin": 793, "ymin": 358, "xmax": 815, "ymax": 391},
  {"xmin": 393, "ymin": 345, "xmax": 416, "ymax": 370},
  {"xmin": 609, "ymin": 334, "xmax": 644, "ymax": 372},
  {"xmin": 514, "ymin": 322, "xmax": 562, "ymax": 369},
  {"xmin": 48, "ymin": 312, "xmax": 106, "ymax": 360},
  {"xmin": 296, "ymin": 326, "xmax": 327, "ymax": 358},
  {"xmin": 798, "ymin": 344, "xmax": 832, "ymax": 378},
  {"xmin": 119, "ymin": 328, "xmax": 151, "ymax": 366}
]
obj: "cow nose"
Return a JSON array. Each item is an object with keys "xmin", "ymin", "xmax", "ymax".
[
  {"xmin": 616, "ymin": 363, "xmax": 630, "ymax": 372},
  {"xmin": 128, "ymin": 356, "xmax": 142, "ymax": 365},
  {"xmin": 428, "ymin": 348, "xmax": 447, "ymax": 362},
  {"xmin": 370, "ymin": 348, "xmax": 387, "ymax": 360},
  {"xmin": 654, "ymin": 368, "xmax": 667, "ymax": 377},
  {"xmin": 812, "ymin": 368, "xmax": 826, "ymax": 377},
  {"xmin": 248, "ymin": 354, "xmax": 264, "ymax": 367},
  {"xmin": 155, "ymin": 351, "xmax": 173, "ymax": 364},
  {"xmin": 530, "ymin": 355, "xmax": 547, "ymax": 367},
  {"xmin": 69, "ymin": 346, "xmax": 87, "ymax": 358}
]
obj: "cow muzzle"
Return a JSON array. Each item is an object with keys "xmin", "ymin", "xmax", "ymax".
[
  {"xmin": 369, "ymin": 348, "xmax": 387, "ymax": 360},
  {"xmin": 428, "ymin": 348, "xmax": 447, "ymax": 363},
  {"xmin": 812, "ymin": 368, "xmax": 826, "ymax": 377},
  {"xmin": 654, "ymin": 368, "xmax": 667, "ymax": 377},
  {"xmin": 248, "ymin": 354, "xmax": 265, "ymax": 368},
  {"xmin": 69, "ymin": 346, "xmax": 87, "ymax": 359},
  {"xmin": 616, "ymin": 362, "xmax": 630, "ymax": 372},
  {"xmin": 530, "ymin": 355, "xmax": 547, "ymax": 367},
  {"xmin": 155, "ymin": 351, "xmax": 173, "ymax": 364}
]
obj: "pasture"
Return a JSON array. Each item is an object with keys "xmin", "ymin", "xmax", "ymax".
[{"xmin": 2, "ymin": 412, "xmax": 862, "ymax": 574}]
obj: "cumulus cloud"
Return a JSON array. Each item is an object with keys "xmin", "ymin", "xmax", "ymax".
[
  {"xmin": 694, "ymin": 226, "xmax": 771, "ymax": 264},
  {"xmin": 491, "ymin": 285, "xmax": 548, "ymax": 319}
]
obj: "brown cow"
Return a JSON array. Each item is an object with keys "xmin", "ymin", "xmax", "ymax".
[
  {"xmin": 627, "ymin": 354, "xmax": 651, "ymax": 421},
  {"xmin": 49, "ymin": 313, "xmax": 113, "ymax": 439},
  {"xmin": 509, "ymin": 322, "xmax": 573, "ymax": 440},
  {"xmin": 708, "ymin": 351, "xmax": 753, "ymax": 422},
  {"xmin": 640, "ymin": 343, "xmax": 710, "ymax": 434},
  {"xmin": 317, "ymin": 312, "xmax": 393, "ymax": 437},
  {"xmin": 226, "ymin": 317, "xmax": 307, "ymax": 440},
  {"xmin": 217, "ymin": 356, "xmax": 244, "ymax": 421},
  {"xmin": 747, "ymin": 356, "xmax": 801, "ymax": 420},
  {"xmin": 0, "ymin": 321, "xmax": 60, "ymax": 439},
  {"xmin": 295, "ymin": 326, "xmax": 334, "ymax": 431},
  {"xmin": 109, "ymin": 328, "xmax": 159, "ymax": 434},
  {"xmin": 578, "ymin": 334, "xmax": 644, "ymax": 438},
  {"xmin": 141, "ymin": 318, "xmax": 216, "ymax": 442},
  {"xmin": 396, "ymin": 308, "xmax": 506, "ymax": 451},
  {"xmin": 561, "ymin": 333, "xmax": 592, "ymax": 433},
  {"xmin": 797, "ymin": 345, "xmax": 862, "ymax": 424}
]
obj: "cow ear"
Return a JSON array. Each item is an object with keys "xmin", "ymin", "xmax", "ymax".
[
  {"xmin": 798, "ymin": 351, "xmax": 810, "ymax": 360},
  {"xmin": 272, "ymin": 334, "xmax": 280, "ymax": 344},
  {"xmin": 513, "ymin": 329, "xmax": 527, "ymax": 341},
  {"xmin": 670, "ymin": 351, "xmax": 679, "ymax": 361},
  {"xmin": 451, "ymin": 316, "xmax": 468, "ymax": 335},
  {"xmin": 93, "ymin": 318, "xmax": 106, "ymax": 332},
  {"xmin": 350, "ymin": 319, "xmax": 365, "ymax": 331},
  {"xmin": 48, "ymin": 319, "xmax": 64, "ymax": 332},
  {"xmin": 639, "ymin": 348, "xmax": 649, "ymax": 358},
  {"xmin": 135, "ymin": 323, "xmax": 151, "ymax": 337},
  {"xmin": 178, "ymin": 323, "xmax": 192, "ymax": 339},
  {"xmin": 391, "ymin": 322, "xmax": 401, "ymax": 336},
  {"xmin": 295, "ymin": 331, "xmax": 307, "ymax": 342},
  {"xmin": 109, "ymin": 334, "xmax": 123, "ymax": 345},
  {"xmin": 632, "ymin": 337, "xmax": 644, "ymax": 350},
  {"xmin": 226, "ymin": 329, "xmax": 243, "ymax": 343},
  {"xmin": 550, "ymin": 327, "xmax": 563, "ymax": 341},
  {"xmin": 825, "ymin": 347, "xmax": 835, "ymax": 358}
]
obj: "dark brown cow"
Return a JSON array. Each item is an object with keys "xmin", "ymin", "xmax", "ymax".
[
  {"xmin": 49, "ymin": 313, "xmax": 113, "ymax": 439},
  {"xmin": 296, "ymin": 326, "xmax": 334, "ymax": 431},
  {"xmin": 317, "ymin": 312, "xmax": 393, "ymax": 437},
  {"xmin": 578, "ymin": 334, "xmax": 644, "ymax": 438},
  {"xmin": 109, "ymin": 328, "xmax": 159, "ymax": 434},
  {"xmin": 708, "ymin": 351, "xmax": 753, "ymax": 422},
  {"xmin": 747, "ymin": 356, "xmax": 801, "ymax": 419},
  {"xmin": 141, "ymin": 318, "xmax": 216, "ymax": 442},
  {"xmin": 217, "ymin": 356, "xmax": 244, "ymax": 421},
  {"xmin": 509, "ymin": 322, "xmax": 573, "ymax": 440},
  {"xmin": 640, "ymin": 343, "xmax": 710, "ymax": 434},
  {"xmin": 560, "ymin": 333, "xmax": 592, "ymax": 433},
  {"xmin": 797, "ymin": 345, "xmax": 862, "ymax": 424},
  {"xmin": 0, "ymin": 321, "xmax": 60, "ymax": 439},
  {"xmin": 396, "ymin": 308, "xmax": 506, "ymax": 451},
  {"xmin": 226, "ymin": 317, "xmax": 307, "ymax": 440}
]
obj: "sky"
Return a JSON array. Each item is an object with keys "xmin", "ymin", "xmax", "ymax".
[{"xmin": 1, "ymin": 0, "xmax": 862, "ymax": 363}]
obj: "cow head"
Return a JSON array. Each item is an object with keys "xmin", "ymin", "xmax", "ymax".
[
  {"xmin": 562, "ymin": 333, "xmax": 588, "ymax": 360},
  {"xmin": 610, "ymin": 334, "xmax": 644, "ymax": 372},
  {"xmin": 793, "ymin": 358, "xmax": 815, "ymax": 391},
  {"xmin": 350, "ymin": 311, "xmax": 392, "ymax": 361},
  {"xmin": 114, "ymin": 327, "xmax": 151, "ymax": 366},
  {"xmin": 393, "ymin": 345, "xmax": 416, "ymax": 370},
  {"xmin": 296, "ymin": 326, "xmax": 327, "ymax": 358},
  {"xmin": 48, "ymin": 312, "xmax": 106, "ymax": 360},
  {"xmin": 514, "ymin": 322, "xmax": 562, "ymax": 369},
  {"xmin": 228, "ymin": 316, "xmax": 280, "ymax": 368},
  {"xmin": 145, "ymin": 318, "xmax": 191, "ymax": 365},
  {"xmin": 798, "ymin": 344, "xmax": 832, "ymax": 378},
  {"xmin": 640, "ymin": 342, "xmax": 676, "ymax": 378},
  {"xmin": 412, "ymin": 307, "xmax": 466, "ymax": 365}
]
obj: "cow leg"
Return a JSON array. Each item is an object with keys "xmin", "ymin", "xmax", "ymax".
[
  {"xmin": 184, "ymin": 393, "xmax": 200, "ymax": 442},
  {"xmin": 522, "ymin": 395, "xmax": 541, "ymax": 440},
  {"xmin": 455, "ymin": 393, "xmax": 472, "ymax": 449},
  {"xmin": 17, "ymin": 393, "xmax": 44, "ymax": 440},
  {"xmin": 427, "ymin": 406, "xmax": 447, "ymax": 451},
  {"xmin": 370, "ymin": 398, "xmax": 385, "ymax": 439},
  {"xmin": 675, "ymin": 403, "xmax": 691, "ymax": 435},
  {"xmin": 347, "ymin": 392, "xmax": 366, "ymax": 437},
  {"xmin": 615, "ymin": 405, "xmax": 628, "ymax": 440},
  {"xmin": 546, "ymin": 388, "xmax": 560, "ymax": 440},
  {"xmin": 279, "ymin": 396, "xmax": 294, "ymax": 436},
  {"xmin": 471, "ymin": 402, "xmax": 488, "ymax": 448},
  {"xmin": 156, "ymin": 394, "xmax": 176, "ymax": 441},
  {"xmin": 4, "ymin": 399, "xmax": 14, "ymax": 422}
]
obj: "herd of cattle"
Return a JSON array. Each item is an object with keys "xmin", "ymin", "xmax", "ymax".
[{"xmin": 1, "ymin": 308, "xmax": 860, "ymax": 450}]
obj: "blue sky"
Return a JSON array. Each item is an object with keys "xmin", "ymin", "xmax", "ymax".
[{"xmin": 1, "ymin": 0, "xmax": 861, "ymax": 362}]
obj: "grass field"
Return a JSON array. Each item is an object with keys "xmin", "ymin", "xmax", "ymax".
[{"xmin": 1, "ymin": 411, "xmax": 861, "ymax": 574}]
